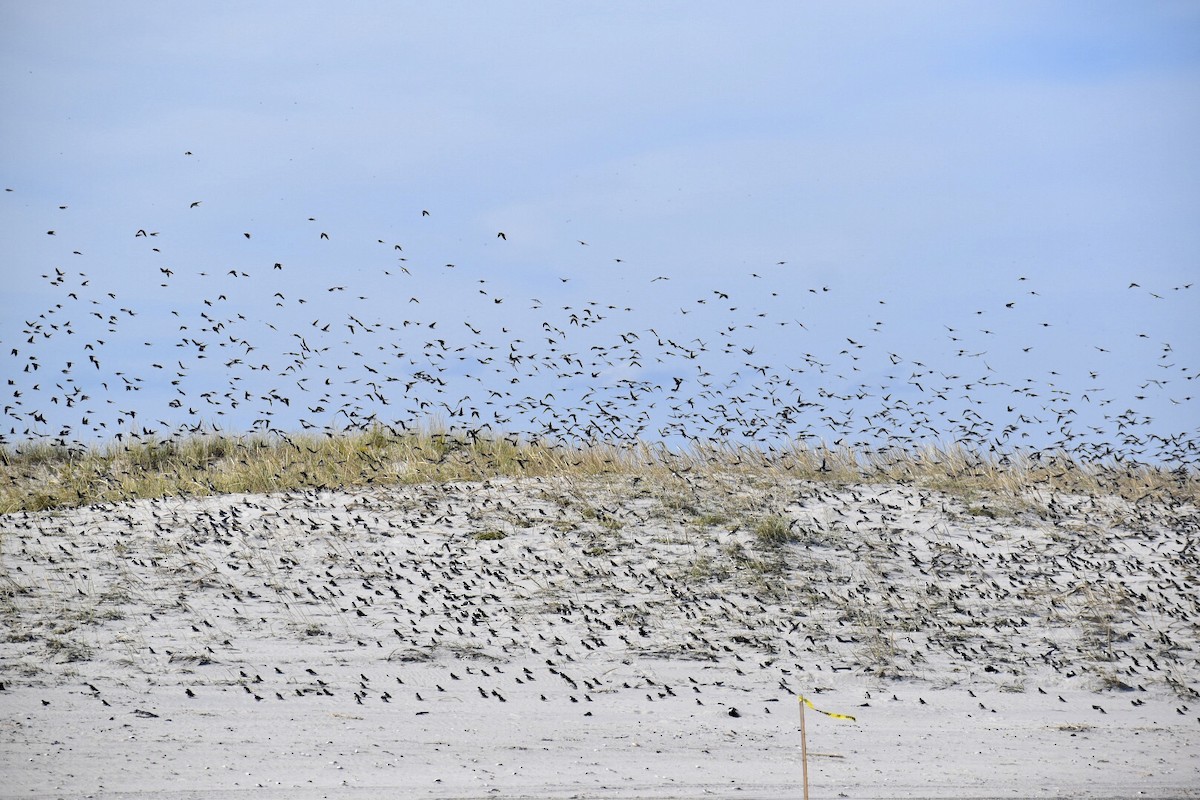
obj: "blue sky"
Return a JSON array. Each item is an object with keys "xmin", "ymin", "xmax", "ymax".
[{"xmin": 2, "ymin": 2, "xmax": 1198, "ymax": 462}]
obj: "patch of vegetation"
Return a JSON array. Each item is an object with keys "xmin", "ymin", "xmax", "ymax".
[
  {"xmin": 754, "ymin": 515, "xmax": 795, "ymax": 547},
  {"xmin": 1, "ymin": 425, "xmax": 1195, "ymax": 514},
  {"xmin": 966, "ymin": 505, "xmax": 998, "ymax": 519},
  {"xmin": 45, "ymin": 636, "xmax": 93, "ymax": 662}
]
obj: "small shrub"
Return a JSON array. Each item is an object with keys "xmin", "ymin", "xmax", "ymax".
[
  {"xmin": 46, "ymin": 637, "xmax": 93, "ymax": 662},
  {"xmin": 754, "ymin": 515, "xmax": 794, "ymax": 547}
]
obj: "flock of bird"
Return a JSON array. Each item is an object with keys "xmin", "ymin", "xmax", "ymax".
[
  {"xmin": 3, "ymin": 177, "xmax": 1197, "ymax": 468},
  {"xmin": 2, "ymin": 180, "xmax": 1198, "ymax": 797},
  {"xmin": 3, "ymin": 469, "xmax": 1197, "ymax": 719}
]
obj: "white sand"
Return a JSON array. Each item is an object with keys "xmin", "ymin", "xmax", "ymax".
[{"xmin": 2, "ymin": 475, "xmax": 1198, "ymax": 798}]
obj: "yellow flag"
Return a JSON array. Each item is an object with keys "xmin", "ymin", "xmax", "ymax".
[{"xmin": 799, "ymin": 694, "xmax": 856, "ymax": 721}]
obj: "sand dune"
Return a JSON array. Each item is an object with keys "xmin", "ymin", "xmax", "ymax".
[{"xmin": 2, "ymin": 474, "xmax": 1198, "ymax": 798}]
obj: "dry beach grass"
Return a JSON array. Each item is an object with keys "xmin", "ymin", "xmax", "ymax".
[{"xmin": 3, "ymin": 424, "xmax": 1196, "ymax": 514}]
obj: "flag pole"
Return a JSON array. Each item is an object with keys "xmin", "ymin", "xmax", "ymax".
[{"xmin": 800, "ymin": 695, "xmax": 810, "ymax": 800}]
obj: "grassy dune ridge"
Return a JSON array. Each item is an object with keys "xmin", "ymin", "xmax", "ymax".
[
  {"xmin": 4, "ymin": 422, "xmax": 1199, "ymax": 796},
  {"xmin": 3, "ymin": 423, "xmax": 1196, "ymax": 514}
]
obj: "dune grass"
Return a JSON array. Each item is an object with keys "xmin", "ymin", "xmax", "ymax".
[{"xmin": 1, "ymin": 424, "xmax": 1196, "ymax": 514}]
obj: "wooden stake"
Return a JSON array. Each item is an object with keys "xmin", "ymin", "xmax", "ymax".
[{"xmin": 800, "ymin": 696, "xmax": 810, "ymax": 800}]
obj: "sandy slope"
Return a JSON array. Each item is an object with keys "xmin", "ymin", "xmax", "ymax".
[{"xmin": 2, "ymin": 474, "xmax": 1198, "ymax": 798}]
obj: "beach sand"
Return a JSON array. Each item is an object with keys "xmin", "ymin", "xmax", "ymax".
[{"xmin": 3, "ymin": 474, "xmax": 1197, "ymax": 798}]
